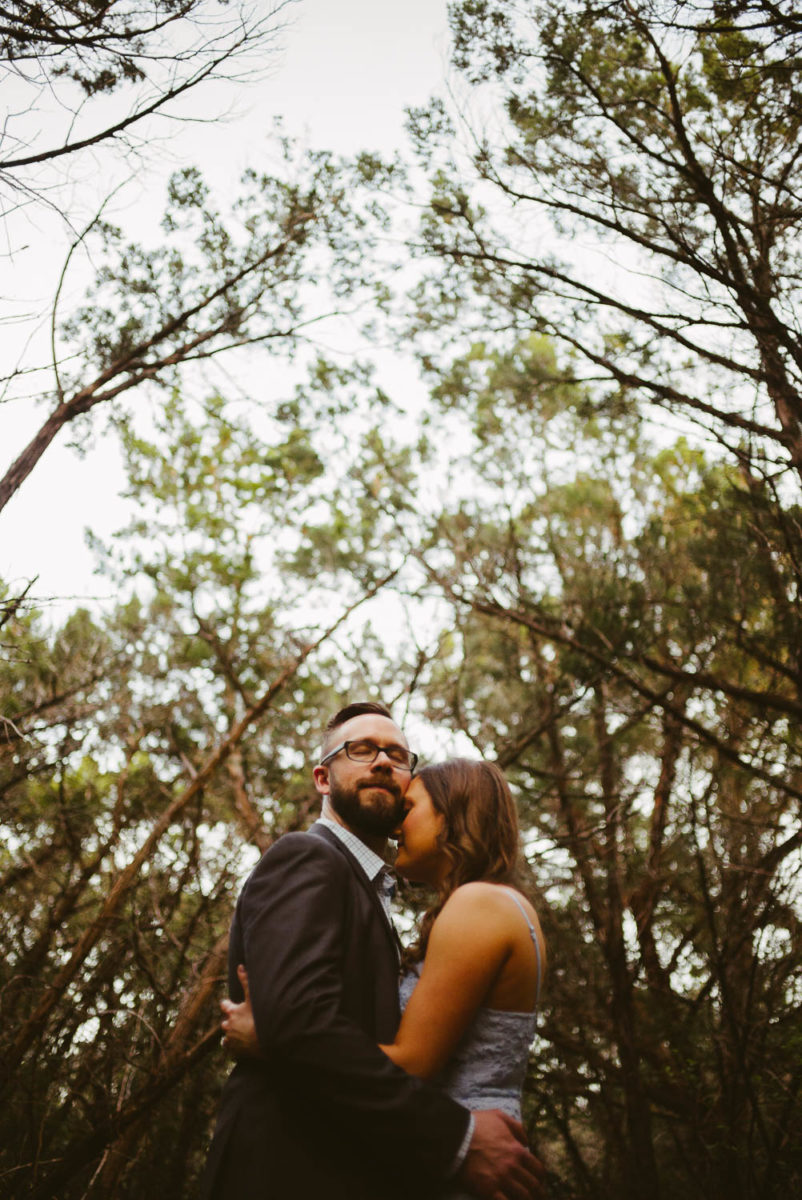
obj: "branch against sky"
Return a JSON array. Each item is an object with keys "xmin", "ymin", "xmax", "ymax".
[
  {"xmin": 0, "ymin": 146, "xmax": 398, "ymax": 515},
  {"xmin": 0, "ymin": 1, "xmax": 296, "ymax": 205},
  {"xmin": 0, "ymin": 1, "xmax": 307, "ymax": 527}
]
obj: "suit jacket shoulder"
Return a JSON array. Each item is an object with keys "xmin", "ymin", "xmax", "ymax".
[{"xmin": 242, "ymin": 825, "xmax": 350, "ymax": 891}]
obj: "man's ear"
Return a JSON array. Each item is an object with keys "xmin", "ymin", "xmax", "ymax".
[{"xmin": 312, "ymin": 764, "xmax": 330, "ymax": 796}]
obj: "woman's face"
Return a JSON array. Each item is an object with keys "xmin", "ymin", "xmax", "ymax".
[{"xmin": 393, "ymin": 777, "xmax": 446, "ymax": 885}]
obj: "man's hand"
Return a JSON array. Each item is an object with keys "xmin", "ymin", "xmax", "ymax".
[
  {"xmin": 220, "ymin": 965, "xmax": 263, "ymax": 1059},
  {"xmin": 459, "ymin": 1109, "xmax": 546, "ymax": 1200}
]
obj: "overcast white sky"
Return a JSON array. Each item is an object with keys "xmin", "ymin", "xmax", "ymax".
[{"xmin": 0, "ymin": 0, "xmax": 452, "ymax": 609}]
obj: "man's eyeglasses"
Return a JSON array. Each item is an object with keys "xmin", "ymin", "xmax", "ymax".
[{"xmin": 320, "ymin": 739, "xmax": 418, "ymax": 773}]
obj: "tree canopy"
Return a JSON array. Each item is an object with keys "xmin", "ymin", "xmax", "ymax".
[
  {"xmin": 411, "ymin": 0, "xmax": 802, "ymax": 485},
  {"xmin": 2, "ymin": 3, "xmax": 802, "ymax": 1198}
]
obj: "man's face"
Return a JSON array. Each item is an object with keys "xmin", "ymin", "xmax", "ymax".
[{"xmin": 313, "ymin": 714, "xmax": 412, "ymax": 839}]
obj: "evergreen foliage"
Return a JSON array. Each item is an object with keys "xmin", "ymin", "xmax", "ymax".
[{"xmin": 2, "ymin": 2, "xmax": 802, "ymax": 1197}]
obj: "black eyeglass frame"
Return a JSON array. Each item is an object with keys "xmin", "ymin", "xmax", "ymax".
[{"xmin": 319, "ymin": 739, "xmax": 418, "ymax": 774}]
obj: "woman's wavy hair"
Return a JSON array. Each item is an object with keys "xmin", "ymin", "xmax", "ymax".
[{"xmin": 405, "ymin": 758, "xmax": 521, "ymax": 964}]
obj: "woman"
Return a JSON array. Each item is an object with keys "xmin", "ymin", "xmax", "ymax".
[{"xmin": 222, "ymin": 758, "xmax": 545, "ymax": 1131}]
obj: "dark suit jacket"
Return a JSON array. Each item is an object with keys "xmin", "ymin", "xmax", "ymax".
[{"xmin": 201, "ymin": 823, "xmax": 470, "ymax": 1199}]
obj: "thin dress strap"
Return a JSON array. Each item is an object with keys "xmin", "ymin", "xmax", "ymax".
[{"xmin": 502, "ymin": 888, "xmax": 543, "ymax": 1010}]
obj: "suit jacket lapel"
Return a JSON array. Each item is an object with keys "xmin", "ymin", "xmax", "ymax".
[{"xmin": 308, "ymin": 823, "xmax": 401, "ymax": 957}]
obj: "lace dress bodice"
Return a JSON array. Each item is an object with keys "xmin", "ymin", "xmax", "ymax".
[{"xmin": 398, "ymin": 970, "xmax": 536, "ymax": 1120}]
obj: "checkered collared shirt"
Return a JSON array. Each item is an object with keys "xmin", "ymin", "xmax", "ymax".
[{"xmin": 315, "ymin": 816, "xmax": 395, "ymax": 920}]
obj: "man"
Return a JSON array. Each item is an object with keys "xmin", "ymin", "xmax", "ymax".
[{"xmin": 201, "ymin": 701, "xmax": 544, "ymax": 1199}]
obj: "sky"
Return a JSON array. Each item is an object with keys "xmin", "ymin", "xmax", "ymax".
[{"xmin": 0, "ymin": 0, "xmax": 453, "ymax": 611}]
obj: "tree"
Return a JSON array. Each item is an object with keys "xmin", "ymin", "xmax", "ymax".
[
  {"xmin": 289, "ymin": 334, "xmax": 802, "ymax": 1197},
  {"xmin": 395, "ymin": 23, "xmax": 802, "ymax": 1181},
  {"xmin": 409, "ymin": 0, "xmax": 802, "ymax": 488},
  {"xmin": 2, "ymin": 2, "xmax": 388, "ymax": 540},
  {"xmin": 0, "ymin": 386, "xmax": 399, "ymax": 1197},
  {"xmin": 0, "ymin": 146, "xmax": 390, "ymax": 514},
  {"xmin": 409, "ymin": 347, "xmax": 802, "ymax": 1199},
  {"xmin": 0, "ymin": 1, "xmax": 294, "ymax": 213}
]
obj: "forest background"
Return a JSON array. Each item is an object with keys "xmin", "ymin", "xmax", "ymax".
[{"xmin": 2, "ymin": 2, "xmax": 801, "ymax": 1198}]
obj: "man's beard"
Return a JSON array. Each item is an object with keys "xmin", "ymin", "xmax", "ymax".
[{"xmin": 328, "ymin": 771, "xmax": 405, "ymax": 837}]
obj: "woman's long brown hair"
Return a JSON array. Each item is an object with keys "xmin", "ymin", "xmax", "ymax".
[{"xmin": 404, "ymin": 758, "xmax": 521, "ymax": 965}]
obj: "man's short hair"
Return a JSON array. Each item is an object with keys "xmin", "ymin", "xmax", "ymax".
[{"xmin": 321, "ymin": 700, "xmax": 394, "ymax": 757}]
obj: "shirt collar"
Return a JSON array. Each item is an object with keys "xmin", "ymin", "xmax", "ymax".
[{"xmin": 315, "ymin": 815, "xmax": 388, "ymax": 882}]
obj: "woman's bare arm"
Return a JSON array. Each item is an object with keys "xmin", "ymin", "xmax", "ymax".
[{"xmin": 379, "ymin": 884, "xmax": 513, "ymax": 1079}]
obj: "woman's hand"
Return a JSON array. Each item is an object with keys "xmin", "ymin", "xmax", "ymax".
[{"xmin": 220, "ymin": 964, "xmax": 263, "ymax": 1059}]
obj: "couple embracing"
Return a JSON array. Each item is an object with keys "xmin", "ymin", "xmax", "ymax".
[{"xmin": 201, "ymin": 701, "xmax": 547, "ymax": 1200}]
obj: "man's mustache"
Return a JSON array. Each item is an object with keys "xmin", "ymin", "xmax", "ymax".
[{"xmin": 358, "ymin": 776, "xmax": 402, "ymax": 801}]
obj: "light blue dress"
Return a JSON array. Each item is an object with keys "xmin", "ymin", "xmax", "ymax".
[{"xmin": 398, "ymin": 889, "xmax": 543, "ymax": 1198}]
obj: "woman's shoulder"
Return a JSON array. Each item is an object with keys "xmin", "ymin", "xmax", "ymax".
[
  {"xmin": 438, "ymin": 881, "xmax": 538, "ymax": 928},
  {"xmin": 434, "ymin": 883, "xmax": 546, "ymax": 997}
]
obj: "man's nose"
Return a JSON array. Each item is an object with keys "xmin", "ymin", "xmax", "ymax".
[{"xmin": 371, "ymin": 748, "xmax": 397, "ymax": 768}]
